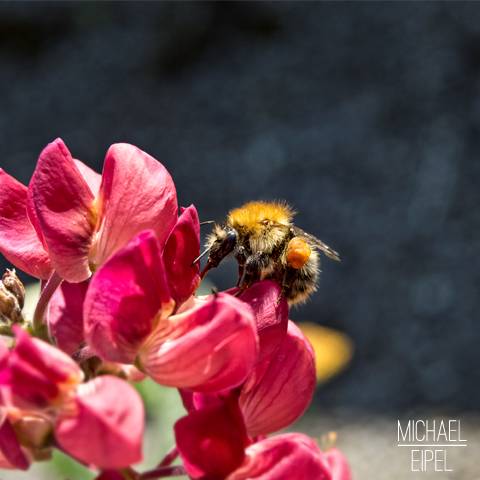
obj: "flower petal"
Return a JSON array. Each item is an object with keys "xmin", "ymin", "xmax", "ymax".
[
  {"xmin": 26, "ymin": 173, "xmax": 47, "ymax": 251},
  {"xmin": 73, "ymin": 159, "xmax": 102, "ymax": 196},
  {"xmin": 33, "ymin": 138, "xmax": 97, "ymax": 282},
  {"xmin": 0, "ymin": 339, "xmax": 8, "ymax": 367},
  {"xmin": 0, "ymin": 169, "xmax": 52, "ymax": 279},
  {"xmin": 178, "ymin": 388, "xmax": 196, "ymax": 413},
  {"xmin": 229, "ymin": 433, "xmax": 332, "ymax": 480},
  {"xmin": 239, "ymin": 281, "xmax": 289, "ymax": 363},
  {"xmin": 174, "ymin": 399, "xmax": 246, "ymax": 479},
  {"xmin": 163, "ymin": 205, "xmax": 201, "ymax": 312},
  {"xmin": 94, "ymin": 471, "xmax": 128, "ymax": 480},
  {"xmin": 8, "ymin": 412, "xmax": 53, "ymax": 458},
  {"xmin": 0, "ymin": 326, "xmax": 82, "ymax": 411},
  {"xmin": 0, "ymin": 408, "xmax": 30, "ymax": 471},
  {"xmin": 92, "ymin": 143, "xmax": 177, "ymax": 267},
  {"xmin": 48, "ymin": 281, "xmax": 88, "ymax": 355},
  {"xmin": 139, "ymin": 293, "xmax": 258, "ymax": 392},
  {"xmin": 239, "ymin": 321, "xmax": 316, "ymax": 437},
  {"xmin": 84, "ymin": 230, "xmax": 174, "ymax": 364},
  {"xmin": 55, "ymin": 375, "xmax": 144, "ymax": 469},
  {"xmin": 324, "ymin": 448, "xmax": 352, "ymax": 480}
]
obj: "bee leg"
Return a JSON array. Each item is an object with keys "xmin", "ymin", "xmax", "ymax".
[
  {"xmin": 236, "ymin": 264, "xmax": 245, "ymax": 288},
  {"xmin": 234, "ymin": 246, "xmax": 248, "ymax": 288},
  {"xmin": 235, "ymin": 273, "xmax": 253, "ymax": 297},
  {"xmin": 235, "ymin": 251, "xmax": 269, "ymax": 296},
  {"xmin": 277, "ymin": 267, "xmax": 296, "ymax": 304}
]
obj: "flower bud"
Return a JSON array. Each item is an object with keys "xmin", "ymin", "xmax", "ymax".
[{"xmin": 0, "ymin": 270, "xmax": 25, "ymax": 324}]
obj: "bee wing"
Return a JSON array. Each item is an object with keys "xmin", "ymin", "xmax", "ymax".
[{"xmin": 290, "ymin": 226, "xmax": 340, "ymax": 261}]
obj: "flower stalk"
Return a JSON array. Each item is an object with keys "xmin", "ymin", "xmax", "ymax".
[
  {"xmin": 139, "ymin": 466, "xmax": 187, "ymax": 479},
  {"xmin": 156, "ymin": 445, "xmax": 179, "ymax": 467},
  {"xmin": 32, "ymin": 270, "xmax": 62, "ymax": 333}
]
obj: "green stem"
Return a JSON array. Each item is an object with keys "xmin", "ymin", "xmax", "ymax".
[
  {"xmin": 32, "ymin": 271, "xmax": 63, "ymax": 332},
  {"xmin": 157, "ymin": 445, "xmax": 179, "ymax": 467},
  {"xmin": 139, "ymin": 466, "xmax": 187, "ymax": 479}
]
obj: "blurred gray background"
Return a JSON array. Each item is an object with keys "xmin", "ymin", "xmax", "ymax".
[{"xmin": 1, "ymin": 1, "xmax": 479, "ymax": 415}]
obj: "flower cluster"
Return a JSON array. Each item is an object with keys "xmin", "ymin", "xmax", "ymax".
[{"xmin": 0, "ymin": 139, "xmax": 351, "ymax": 479}]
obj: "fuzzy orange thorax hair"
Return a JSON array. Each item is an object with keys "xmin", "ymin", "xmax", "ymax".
[{"xmin": 227, "ymin": 201, "xmax": 295, "ymax": 232}]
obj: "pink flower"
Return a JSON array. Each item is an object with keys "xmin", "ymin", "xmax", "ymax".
[
  {"xmin": 229, "ymin": 434, "xmax": 350, "ymax": 480},
  {"xmin": 0, "ymin": 138, "xmax": 177, "ymax": 282},
  {"xmin": 0, "ymin": 169, "xmax": 54, "ymax": 280},
  {"xmin": 48, "ymin": 280, "xmax": 89, "ymax": 355},
  {"xmin": 50, "ymin": 203, "xmax": 200, "ymax": 357},
  {"xmin": 0, "ymin": 326, "xmax": 83, "ymax": 412},
  {"xmin": 324, "ymin": 447, "xmax": 353, "ymax": 480},
  {"xmin": 174, "ymin": 393, "xmax": 351, "ymax": 480},
  {"xmin": 175, "ymin": 393, "xmax": 249, "ymax": 479},
  {"xmin": 174, "ymin": 320, "xmax": 326, "ymax": 479},
  {"xmin": 163, "ymin": 205, "xmax": 202, "ymax": 313},
  {"xmin": 238, "ymin": 320, "xmax": 316, "ymax": 436},
  {"xmin": 177, "ymin": 279, "xmax": 290, "ymax": 365},
  {"xmin": 54, "ymin": 375, "xmax": 143, "ymax": 469},
  {"xmin": 0, "ymin": 344, "xmax": 30, "ymax": 470},
  {"xmin": 84, "ymin": 228, "xmax": 259, "ymax": 392},
  {"xmin": 182, "ymin": 320, "xmax": 316, "ymax": 437},
  {"xmin": 0, "ymin": 327, "xmax": 144, "ymax": 469},
  {"xmin": 236, "ymin": 281, "xmax": 289, "ymax": 364},
  {"xmin": 93, "ymin": 471, "xmax": 128, "ymax": 480},
  {"xmin": 0, "ymin": 407, "xmax": 54, "ymax": 470},
  {"xmin": 0, "ymin": 406, "xmax": 31, "ymax": 471}
]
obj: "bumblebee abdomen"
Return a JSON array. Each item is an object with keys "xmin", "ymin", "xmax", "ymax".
[{"xmin": 264, "ymin": 248, "xmax": 320, "ymax": 305}]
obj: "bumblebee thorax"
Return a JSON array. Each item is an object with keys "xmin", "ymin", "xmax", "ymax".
[
  {"xmin": 225, "ymin": 201, "xmax": 294, "ymax": 254},
  {"xmin": 227, "ymin": 200, "xmax": 294, "ymax": 230}
]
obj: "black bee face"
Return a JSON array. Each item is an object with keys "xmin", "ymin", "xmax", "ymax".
[
  {"xmin": 208, "ymin": 227, "xmax": 237, "ymax": 267},
  {"xmin": 200, "ymin": 226, "xmax": 238, "ymax": 279}
]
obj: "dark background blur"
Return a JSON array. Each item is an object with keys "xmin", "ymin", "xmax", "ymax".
[{"xmin": 1, "ymin": 1, "xmax": 479, "ymax": 414}]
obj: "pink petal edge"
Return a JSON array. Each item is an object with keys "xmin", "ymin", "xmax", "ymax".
[
  {"xmin": 0, "ymin": 169, "xmax": 52, "ymax": 279},
  {"xmin": 92, "ymin": 143, "xmax": 178, "ymax": 267},
  {"xmin": 55, "ymin": 375, "xmax": 144, "ymax": 469},
  {"xmin": 33, "ymin": 138, "xmax": 96, "ymax": 282},
  {"xmin": 84, "ymin": 230, "xmax": 174, "ymax": 364}
]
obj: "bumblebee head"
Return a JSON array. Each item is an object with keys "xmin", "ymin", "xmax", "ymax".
[
  {"xmin": 191, "ymin": 224, "xmax": 238, "ymax": 279},
  {"xmin": 208, "ymin": 224, "xmax": 237, "ymax": 263}
]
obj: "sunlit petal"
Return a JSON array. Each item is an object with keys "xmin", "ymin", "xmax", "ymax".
[
  {"xmin": 33, "ymin": 138, "xmax": 97, "ymax": 282},
  {"xmin": 0, "ymin": 169, "xmax": 52, "ymax": 279},
  {"xmin": 92, "ymin": 143, "xmax": 177, "ymax": 267},
  {"xmin": 84, "ymin": 231, "xmax": 174, "ymax": 364},
  {"xmin": 139, "ymin": 293, "xmax": 258, "ymax": 392},
  {"xmin": 239, "ymin": 321, "xmax": 316, "ymax": 437},
  {"xmin": 55, "ymin": 375, "xmax": 144, "ymax": 469}
]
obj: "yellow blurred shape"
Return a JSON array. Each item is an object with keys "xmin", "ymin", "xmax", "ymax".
[
  {"xmin": 298, "ymin": 322, "xmax": 354, "ymax": 385},
  {"xmin": 320, "ymin": 431, "xmax": 338, "ymax": 451}
]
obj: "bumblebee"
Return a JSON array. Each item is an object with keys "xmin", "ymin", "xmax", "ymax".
[{"xmin": 193, "ymin": 200, "xmax": 340, "ymax": 305}]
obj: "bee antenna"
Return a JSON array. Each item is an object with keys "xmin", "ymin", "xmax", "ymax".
[
  {"xmin": 191, "ymin": 244, "xmax": 212, "ymax": 267},
  {"xmin": 200, "ymin": 220, "xmax": 215, "ymax": 226}
]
